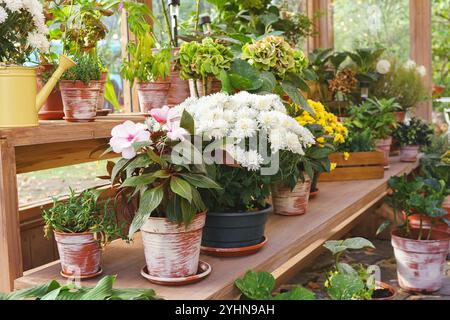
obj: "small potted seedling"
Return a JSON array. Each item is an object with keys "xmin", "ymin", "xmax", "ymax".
[
  {"xmin": 324, "ymin": 237, "xmax": 396, "ymax": 300},
  {"xmin": 42, "ymin": 189, "xmax": 125, "ymax": 279},
  {"xmin": 394, "ymin": 117, "xmax": 434, "ymax": 162}
]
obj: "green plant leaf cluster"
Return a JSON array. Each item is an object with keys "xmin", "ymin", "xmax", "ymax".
[
  {"xmin": 41, "ymin": 189, "xmax": 125, "ymax": 246},
  {"xmin": 60, "ymin": 54, "xmax": 102, "ymax": 84},
  {"xmin": 394, "ymin": 117, "xmax": 434, "ymax": 147},
  {"xmin": 347, "ymin": 47, "xmax": 385, "ymax": 81},
  {"xmin": 338, "ymin": 127, "xmax": 375, "ymax": 152},
  {"xmin": 0, "ymin": 275, "xmax": 160, "ymax": 300},
  {"xmin": 235, "ymin": 271, "xmax": 315, "ymax": 300},
  {"xmin": 347, "ymin": 98, "xmax": 399, "ymax": 141},
  {"xmin": 323, "ymin": 237, "xmax": 377, "ymax": 300}
]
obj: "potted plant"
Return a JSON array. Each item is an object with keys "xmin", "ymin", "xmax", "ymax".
[
  {"xmin": 59, "ymin": 54, "xmax": 103, "ymax": 122},
  {"xmin": 179, "ymin": 37, "xmax": 233, "ymax": 97},
  {"xmin": 347, "ymin": 98, "xmax": 399, "ymax": 168},
  {"xmin": 106, "ymin": 109, "xmax": 221, "ymax": 282},
  {"xmin": 378, "ymin": 175, "xmax": 450, "ymax": 292},
  {"xmin": 323, "ymin": 237, "xmax": 396, "ymax": 300},
  {"xmin": 394, "ymin": 117, "xmax": 434, "ymax": 162},
  {"xmin": 42, "ymin": 189, "xmax": 125, "ymax": 278},
  {"xmin": 372, "ymin": 58, "xmax": 428, "ymax": 122},
  {"xmin": 175, "ymin": 91, "xmax": 315, "ymax": 251}
]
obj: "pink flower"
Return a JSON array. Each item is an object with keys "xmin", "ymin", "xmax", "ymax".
[
  {"xmin": 166, "ymin": 118, "xmax": 189, "ymax": 141},
  {"xmin": 110, "ymin": 121, "xmax": 150, "ymax": 159},
  {"xmin": 150, "ymin": 106, "xmax": 171, "ymax": 123}
]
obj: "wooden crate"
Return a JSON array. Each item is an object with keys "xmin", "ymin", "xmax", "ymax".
[{"xmin": 319, "ymin": 151, "xmax": 385, "ymax": 182}]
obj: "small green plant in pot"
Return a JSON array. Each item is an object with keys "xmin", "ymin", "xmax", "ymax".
[
  {"xmin": 394, "ymin": 118, "xmax": 434, "ymax": 162},
  {"xmin": 59, "ymin": 54, "xmax": 103, "ymax": 122},
  {"xmin": 323, "ymin": 237, "xmax": 396, "ymax": 300},
  {"xmin": 179, "ymin": 37, "xmax": 233, "ymax": 97},
  {"xmin": 378, "ymin": 175, "xmax": 450, "ymax": 292},
  {"xmin": 42, "ymin": 189, "xmax": 125, "ymax": 278},
  {"xmin": 348, "ymin": 98, "xmax": 399, "ymax": 167},
  {"xmin": 105, "ymin": 108, "xmax": 221, "ymax": 283}
]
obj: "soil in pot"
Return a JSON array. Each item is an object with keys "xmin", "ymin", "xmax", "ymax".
[
  {"xmin": 37, "ymin": 64, "xmax": 64, "ymax": 120},
  {"xmin": 376, "ymin": 137, "xmax": 392, "ymax": 168},
  {"xmin": 53, "ymin": 231, "xmax": 102, "ymax": 277},
  {"xmin": 60, "ymin": 80, "xmax": 100, "ymax": 122},
  {"xmin": 391, "ymin": 228, "xmax": 450, "ymax": 293},
  {"xmin": 372, "ymin": 282, "xmax": 396, "ymax": 300},
  {"xmin": 400, "ymin": 145, "xmax": 420, "ymax": 162},
  {"xmin": 272, "ymin": 178, "xmax": 311, "ymax": 216},
  {"xmin": 141, "ymin": 212, "xmax": 206, "ymax": 278},
  {"xmin": 201, "ymin": 206, "xmax": 271, "ymax": 249},
  {"xmin": 136, "ymin": 80, "xmax": 171, "ymax": 113}
]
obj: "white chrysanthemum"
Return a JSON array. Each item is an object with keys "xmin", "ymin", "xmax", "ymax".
[
  {"xmin": 4, "ymin": 0, "xmax": 22, "ymax": 12},
  {"xmin": 404, "ymin": 59, "xmax": 417, "ymax": 70},
  {"xmin": 0, "ymin": 6, "xmax": 8, "ymax": 23},
  {"xmin": 258, "ymin": 111, "xmax": 279, "ymax": 130},
  {"xmin": 27, "ymin": 31, "xmax": 49, "ymax": 52},
  {"xmin": 227, "ymin": 145, "xmax": 263, "ymax": 171},
  {"xmin": 269, "ymin": 128, "xmax": 286, "ymax": 153},
  {"xmin": 376, "ymin": 59, "xmax": 391, "ymax": 74},
  {"xmin": 285, "ymin": 132, "xmax": 304, "ymax": 155},
  {"xmin": 236, "ymin": 106, "xmax": 258, "ymax": 119},
  {"xmin": 232, "ymin": 118, "xmax": 258, "ymax": 139},
  {"xmin": 416, "ymin": 65, "xmax": 426, "ymax": 77}
]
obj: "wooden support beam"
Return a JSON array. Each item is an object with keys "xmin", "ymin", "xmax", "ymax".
[
  {"xmin": 0, "ymin": 140, "xmax": 23, "ymax": 291},
  {"xmin": 410, "ymin": 0, "xmax": 433, "ymax": 121},
  {"xmin": 304, "ymin": 0, "xmax": 334, "ymax": 53}
]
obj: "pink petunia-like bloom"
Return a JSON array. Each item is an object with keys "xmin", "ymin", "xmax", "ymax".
[
  {"xmin": 110, "ymin": 121, "xmax": 150, "ymax": 159},
  {"xmin": 166, "ymin": 118, "xmax": 189, "ymax": 141},
  {"xmin": 150, "ymin": 105, "xmax": 171, "ymax": 123}
]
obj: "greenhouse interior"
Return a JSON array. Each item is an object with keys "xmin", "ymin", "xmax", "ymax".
[{"xmin": 0, "ymin": 0, "xmax": 449, "ymax": 308}]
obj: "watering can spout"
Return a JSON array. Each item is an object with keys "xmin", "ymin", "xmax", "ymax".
[{"xmin": 36, "ymin": 55, "xmax": 76, "ymax": 111}]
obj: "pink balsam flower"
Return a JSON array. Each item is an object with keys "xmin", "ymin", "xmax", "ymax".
[
  {"xmin": 110, "ymin": 121, "xmax": 150, "ymax": 159},
  {"xmin": 150, "ymin": 105, "xmax": 171, "ymax": 123},
  {"xmin": 166, "ymin": 118, "xmax": 189, "ymax": 141}
]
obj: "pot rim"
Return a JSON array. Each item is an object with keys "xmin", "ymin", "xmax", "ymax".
[
  {"xmin": 53, "ymin": 230, "xmax": 96, "ymax": 236},
  {"xmin": 146, "ymin": 210, "xmax": 207, "ymax": 222},
  {"xmin": 391, "ymin": 229, "xmax": 450, "ymax": 242},
  {"xmin": 207, "ymin": 205, "xmax": 273, "ymax": 217}
]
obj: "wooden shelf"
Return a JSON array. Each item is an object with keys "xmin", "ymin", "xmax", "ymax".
[{"xmin": 14, "ymin": 158, "xmax": 419, "ymax": 299}]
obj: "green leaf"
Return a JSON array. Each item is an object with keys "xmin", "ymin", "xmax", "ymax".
[
  {"xmin": 104, "ymin": 77, "xmax": 120, "ymax": 111},
  {"xmin": 281, "ymin": 81, "xmax": 315, "ymax": 116},
  {"xmin": 147, "ymin": 148, "xmax": 167, "ymax": 168},
  {"xmin": 376, "ymin": 220, "xmax": 391, "ymax": 236},
  {"xmin": 170, "ymin": 176, "xmax": 193, "ymax": 203},
  {"xmin": 128, "ymin": 186, "xmax": 164, "ymax": 238},
  {"xmin": 180, "ymin": 110, "xmax": 195, "ymax": 135},
  {"xmin": 235, "ymin": 271, "xmax": 275, "ymax": 300},
  {"xmin": 218, "ymin": 69, "xmax": 233, "ymax": 94},
  {"xmin": 259, "ymin": 71, "xmax": 277, "ymax": 92},
  {"xmin": 324, "ymin": 238, "xmax": 375, "ymax": 255},
  {"xmin": 273, "ymin": 287, "xmax": 316, "ymax": 300},
  {"xmin": 0, "ymin": 280, "xmax": 61, "ymax": 300},
  {"xmin": 327, "ymin": 274, "xmax": 365, "ymax": 300},
  {"xmin": 122, "ymin": 173, "xmax": 156, "ymax": 187},
  {"xmin": 80, "ymin": 275, "xmax": 115, "ymax": 300},
  {"xmin": 111, "ymin": 158, "xmax": 130, "ymax": 182},
  {"xmin": 179, "ymin": 173, "xmax": 221, "ymax": 189}
]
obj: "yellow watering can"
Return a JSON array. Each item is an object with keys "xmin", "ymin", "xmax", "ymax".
[{"xmin": 0, "ymin": 55, "xmax": 76, "ymax": 128}]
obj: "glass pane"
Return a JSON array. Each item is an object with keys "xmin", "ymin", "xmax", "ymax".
[
  {"xmin": 333, "ymin": 0, "xmax": 410, "ymax": 59},
  {"xmin": 432, "ymin": 0, "xmax": 450, "ymax": 99}
]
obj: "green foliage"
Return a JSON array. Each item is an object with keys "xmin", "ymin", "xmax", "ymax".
[
  {"xmin": 323, "ymin": 238, "xmax": 377, "ymax": 300},
  {"xmin": 347, "ymin": 47, "xmax": 385, "ymax": 81},
  {"xmin": 179, "ymin": 37, "xmax": 234, "ymax": 81},
  {"xmin": 235, "ymin": 271, "xmax": 315, "ymax": 300},
  {"xmin": 41, "ymin": 189, "xmax": 125, "ymax": 246},
  {"xmin": 338, "ymin": 127, "xmax": 375, "ymax": 152},
  {"xmin": 200, "ymin": 165, "xmax": 270, "ymax": 213},
  {"xmin": 371, "ymin": 58, "xmax": 428, "ymax": 110},
  {"xmin": 431, "ymin": 0, "xmax": 450, "ymax": 97},
  {"xmin": 348, "ymin": 98, "xmax": 399, "ymax": 140},
  {"xmin": 0, "ymin": 275, "xmax": 160, "ymax": 300},
  {"xmin": 394, "ymin": 118, "xmax": 434, "ymax": 147},
  {"xmin": 61, "ymin": 54, "xmax": 102, "ymax": 84},
  {"xmin": 381, "ymin": 175, "xmax": 448, "ymax": 239}
]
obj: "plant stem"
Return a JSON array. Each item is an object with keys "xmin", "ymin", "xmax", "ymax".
[
  {"xmin": 194, "ymin": 79, "xmax": 200, "ymax": 98},
  {"xmin": 194, "ymin": 0, "xmax": 201, "ymax": 32},
  {"xmin": 160, "ymin": 0, "xmax": 175, "ymax": 47},
  {"xmin": 418, "ymin": 215, "xmax": 423, "ymax": 241}
]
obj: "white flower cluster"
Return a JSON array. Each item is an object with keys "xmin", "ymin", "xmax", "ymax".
[
  {"xmin": 405, "ymin": 59, "xmax": 427, "ymax": 77},
  {"xmin": 376, "ymin": 59, "xmax": 391, "ymax": 74},
  {"xmin": 173, "ymin": 92, "xmax": 316, "ymax": 171},
  {"xmin": 0, "ymin": 0, "xmax": 49, "ymax": 52}
]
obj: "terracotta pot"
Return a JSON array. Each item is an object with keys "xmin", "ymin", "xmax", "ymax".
[
  {"xmin": 443, "ymin": 195, "xmax": 450, "ymax": 216},
  {"xmin": 372, "ymin": 281, "xmax": 396, "ymax": 300},
  {"xmin": 408, "ymin": 214, "xmax": 450, "ymax": 235},
  {"xmin": 391, "ymin": 229, "xmax": 450, "ymax": 293},
  {"xmin": 54, "ymin": 231, "xmax": 102, "ymax": 277},
  {"xmin": 395, "ymin": 111, "xmax": 406, "ymax": 123},
  {"xmin": 136, "ymin": 80, "xmax": 170, "ymax": 113},
  {"xmin": 376, "ymin": 137, "xmax": 392, "ymax": 168},
  {"xmin": 168, "ymin": 70, "xmax": 190, "ymax": 107},
  {"xmin": 141, "ymin": 212, "xmax": 206, "ymax": 278},
  {"xmin": 96, "ymin": 72, "xmax": 107, "ymax": 110},
  {"xmin": 59, "ymin": 80, "xmax": 100, "ymax": 122},
  {"xmin": 309, "ymin": 188, "xmax": 320, "ymax": 199},
  {"xmin": 189, "ymin": 78, "xmax": 221, "ymax": 97},
  {"xmin": 400, "ymin": 145, "xmax": 420, "ymax": 162},
  {"xmin": 272, "ymin": 178, "xmax": 311, "ymax": 216},
  {"xmin": 37, "ymin": 64, "xmax": 64, "ymax": 120}
]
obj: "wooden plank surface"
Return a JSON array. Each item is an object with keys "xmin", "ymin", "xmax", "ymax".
[
  {"xmin": 0, "ymin": 140, "xmax": 23, "ymax": 291},
  {"xmin": 329, "ymin": 152, "xmax": 384, "ymax": 167},
  {"xmin": 319, "ymin": 166, "xmax": 385, "ymax": 182},
  {"xmin": 14, "ymin": 158, "xmax": 419, "ymax": 299}
]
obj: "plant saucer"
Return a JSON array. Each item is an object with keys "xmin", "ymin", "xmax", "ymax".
[
  {"xmin": 60, "ymin": 267, "xmax": 103, "ymax": 280},
  {"xmin": 140, "ymin": 261, "xmax": 211, "ymax": 286},
  {"xmin": 201, "ymin": 236, "xmax": 268, "ymax": 258}
]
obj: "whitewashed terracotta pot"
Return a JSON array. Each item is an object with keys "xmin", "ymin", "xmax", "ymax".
[
  {"xmin": 399, "ymin": 145, "xmax": 420, "ymax": 162},
  {"xmin": 136, "ymin": 80, "xmax": 170, "ymax": 113},
  {"xmin": 391, "ymin": 229, "xmax": 450, "ymax": 293},
  {"xmin": 376, "ymin": 137, "xmax": 392, "ymax": 168},
  {"xmin": 272, "ymin": 177, "xmax": 311, "ymax": 216},
  {"xmin": 141, "ymin": 212, "xmax": 206, "ymax": 278},
  {"xmin": 188, "ymin": 78, "xmax": 221, "ymax": 97}
]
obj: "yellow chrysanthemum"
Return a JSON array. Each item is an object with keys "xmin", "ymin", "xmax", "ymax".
[
  {"xmin": 330, "ymin": 163, "xmax": 337, "ymax": 171},
  {"xmin": 343, "ymin": 152, "xmax": 350, "ymax": 161}
]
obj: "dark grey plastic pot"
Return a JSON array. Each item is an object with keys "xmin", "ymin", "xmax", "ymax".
[{"xmin": 201, "ymin": 206, "xmax": 272, "ymax": 248}]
